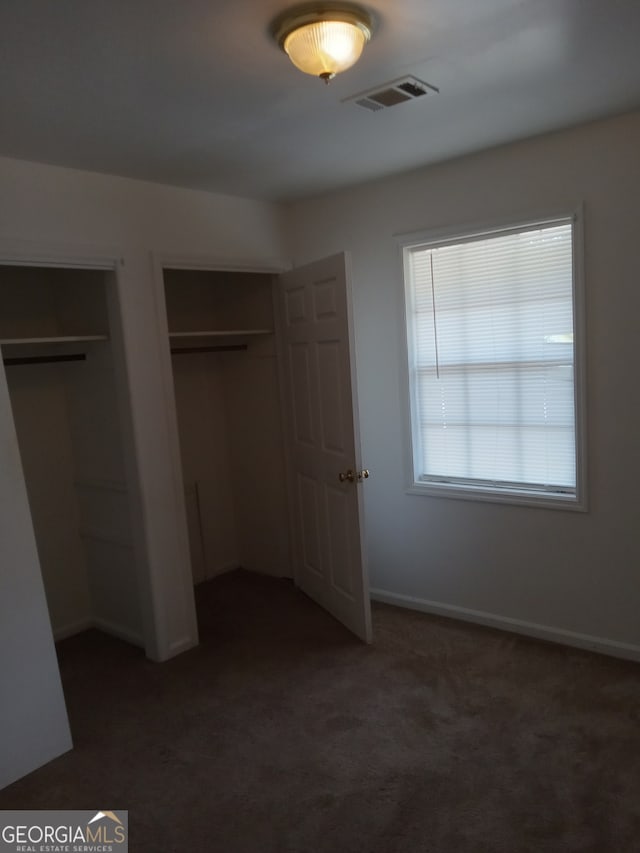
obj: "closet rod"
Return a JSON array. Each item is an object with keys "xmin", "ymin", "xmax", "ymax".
[
  {"xmin": 3, "ymin": 353, "xmax": 86, "ymax": 367},
  {"xmin": 170, "ymin": 344, "xmax": 247, "ymax": 355}
]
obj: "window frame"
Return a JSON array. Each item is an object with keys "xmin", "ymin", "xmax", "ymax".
[{"xmin": 399, "ymin": 209, "xmax": 588, "ymax": 511}]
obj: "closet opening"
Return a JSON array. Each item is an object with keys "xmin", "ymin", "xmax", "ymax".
[
  {"xmin": 0, "ymin": 264, "xmax": 147, "ymax": 653},
  {"xmin": 161, "ymin": 266, "xmax": 291, "ymax": 592}
]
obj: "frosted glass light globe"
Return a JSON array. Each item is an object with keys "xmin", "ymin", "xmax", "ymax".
[{"xmin": 283, "ymin": 20, "xmax": 369, "ymax": 80}]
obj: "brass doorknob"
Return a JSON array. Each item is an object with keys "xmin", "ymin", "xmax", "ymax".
[{"xmin": 338, "ymin": 468, "xmax": 370, "ymax": 483}]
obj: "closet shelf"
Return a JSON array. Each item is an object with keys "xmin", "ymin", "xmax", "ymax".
[
  {"xmin": 168, "ymin": 329, "xmax": 273, "ymax": 340},
  {"xmin": 0, "ymin": 334, "xmax": 109, "ymax": 346}
]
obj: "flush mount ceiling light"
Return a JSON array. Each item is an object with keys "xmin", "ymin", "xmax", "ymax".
[{"xmin": 272, "ymin": 3, "xmax": 374, "ymax": 83}]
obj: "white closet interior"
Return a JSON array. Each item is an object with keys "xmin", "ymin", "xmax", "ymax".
[
  {"xmin": 163, "ymin": 268, "xmax": 291, "ymax": 584},
  {"xmin": 0, "ymin": 265, "xmax": 144, "ymax": 646}
]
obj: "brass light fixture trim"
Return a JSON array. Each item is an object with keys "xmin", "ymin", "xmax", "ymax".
[{"xmin": 271, "ymin": 2, "xmax": 375, "ymax": 83}]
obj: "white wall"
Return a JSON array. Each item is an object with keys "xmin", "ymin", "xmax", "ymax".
[
  {"xmin": 169, "ymin": 342, "xmax": 291, "ymax": 582},
  {"xmin": 0, "ymin": 157, "xmax": 286, "ymax": 259},
  {"xmin": 172, "ymin": 352, "xmax": 239, "ymax": 579},
  {"xmin": 6, "ymin": 362, "xmax": 93, "ymax": 637},
  {"xmin": 223, "ymin": 339, "xmax": 291, "ymax": 578},
  {"xmin": 67, "ymin": 340, "xmax": 144, "ymax": 645},
  {"xmin": 285, "ymin": 110, "xmax": 640, "ymax": 659}
]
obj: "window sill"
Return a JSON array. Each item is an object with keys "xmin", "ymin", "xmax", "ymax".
[{"xmin": 407, "ymin": 480, "xmax": 587, "ymax": 512}]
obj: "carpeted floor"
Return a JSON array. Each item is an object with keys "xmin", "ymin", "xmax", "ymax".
[{"xmin": 2, "ymin": 569, "xmax": 640, "ymax": 852}]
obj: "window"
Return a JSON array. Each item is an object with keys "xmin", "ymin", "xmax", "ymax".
[{"xmin": 402, "ymin": 214, "xmax": 585, "ymax": 508}]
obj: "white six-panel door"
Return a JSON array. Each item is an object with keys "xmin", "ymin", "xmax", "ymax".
[{"xmin": 278, "ymin": 253, "xmax": 371, "ymax": 641}]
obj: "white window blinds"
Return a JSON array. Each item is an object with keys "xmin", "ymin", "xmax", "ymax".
[{"xmin": 405, "ymin": 219, "xmax": 577, "ymax": 496}]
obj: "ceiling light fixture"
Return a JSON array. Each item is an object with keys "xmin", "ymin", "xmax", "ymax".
[{"xmin": 272, "ymin": 3, "xmax": 374, "ymax": 83}]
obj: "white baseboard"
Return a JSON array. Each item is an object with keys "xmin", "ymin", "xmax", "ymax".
[
  {"xmin": 166, "ymin": 635, "xmax": 199, "ymax": 659},
  {"xmin": 192, "ymin": 562, "xmax": 240, "ymax": 585},
  {"xmin": 92, "ymin": 617, "xmax": 145, "ymax": 649},
  {"xmin": 54, "ymin": 616, "xmax": 144, "ymax": 649},
  {"xmin": 208, "ymin": 562, "xmax": 241, "ymax": 579},
  {"xmin": 370, "ymin": 587, "xmax": 640, "ymax": 663},
  {"xmin": 53, "ymin": 618, "xmax": 94, "ymax": 642},
  {"xmin": 79, "ymin": 529, "xmax": 133, "ymax": 549}
]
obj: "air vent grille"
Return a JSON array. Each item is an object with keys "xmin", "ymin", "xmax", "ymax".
[
  {"xmin": 345, "ymin": 76, "xmax": 438, "ymax": 112},
  {"xmin": 354, "ymin": 97, "xmax": 383, "ymax": 112}
]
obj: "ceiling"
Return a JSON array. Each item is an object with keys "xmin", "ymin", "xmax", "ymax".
[{"xmin": 1, "ymin": 0, "xmax": 640, "ymax": 202}]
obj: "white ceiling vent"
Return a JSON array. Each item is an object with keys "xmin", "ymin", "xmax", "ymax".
[{"xmin": 345, "ymin": 76, "xmax": 439, "ymax": 112}]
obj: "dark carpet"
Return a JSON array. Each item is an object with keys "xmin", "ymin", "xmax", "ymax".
[{"xmin": 2, "ymin": 569, "xmax": 640, "ymax": 852}]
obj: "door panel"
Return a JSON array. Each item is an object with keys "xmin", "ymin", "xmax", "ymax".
[
  {"xmin": 298, "ymin": 473, "xmax": 323, "ymax": 578},
  {"xmin": 0, "ymin": 363, "xmax": 72, "ymax": 789},
  {"xmin": 318, "ymin": 340, "xmax": 346, "ymax": 453},
  {"xmin": 279, "ymin": 253, "xmax": 371, "ymax": 641},
  {"xmin": 325, "ymin": 484, "xmax": 355, "ymax": 597},
  {"xmin": 284, "ymin": 286, "xmax": 307, "ymax": 325},
  {"xmin": 313, "ymin": 279, "xmax": 339, "ymax": 319},
  {"xmin": 289, "ymin": 342, "xmax": 315, "ymax": 445}
]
